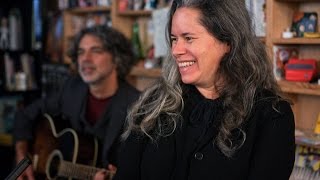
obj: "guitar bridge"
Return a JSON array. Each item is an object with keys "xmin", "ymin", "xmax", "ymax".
[{"xmin": 33, "ymin": 154, "xmax": 39, "ymax": 170}]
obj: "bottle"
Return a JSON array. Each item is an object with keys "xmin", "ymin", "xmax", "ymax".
[
  {"xmin": 131, "ymin": 21, "xmax": 144, "ymax": 60},
  {"xmin": 9, "ymin": 8, "xmax": 23, "ymax": 51}
]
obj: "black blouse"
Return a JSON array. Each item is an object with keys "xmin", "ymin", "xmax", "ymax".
[{"xmin": 114, "ymin": 85, "xmax": 295, "ymax": 180}]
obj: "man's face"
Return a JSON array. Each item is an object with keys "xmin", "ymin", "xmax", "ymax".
[{"xmin": 77, "ymin": 34, "xmax": 116, "ymax": 85}]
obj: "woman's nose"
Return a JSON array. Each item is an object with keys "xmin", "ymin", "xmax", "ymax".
[{"xmin": 172, "ymin": 40, "xmax": 186, "ymax": 57}]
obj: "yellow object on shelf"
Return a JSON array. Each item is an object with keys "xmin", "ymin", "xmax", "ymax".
[
  {"xmin": 314, "ymin": 113, "xmax": 320, "ymax": 135},
  {"xmin": 0, "ymin": 134, "xmax": 13, "ymax": 146},
  {"xmin": 304, "ymin": 32, "xmax": 320, "ymax": 38}
]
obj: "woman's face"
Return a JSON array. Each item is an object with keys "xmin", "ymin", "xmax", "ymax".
[{"xmin": 171, "ymin": 7, "xmax": 229, "ymax": 98}]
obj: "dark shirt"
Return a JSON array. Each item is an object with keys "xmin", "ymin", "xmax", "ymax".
[
  {"xmin": 86, "ymin": 93, "xmax": 112, "ymax": 125},
  {"xmin": 114, "ymin": 85, "xmax": 295, "ymax": 180}
]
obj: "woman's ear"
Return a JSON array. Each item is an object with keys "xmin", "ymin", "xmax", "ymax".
[{"xmin": 225, "ymin": 43, "xmax": 231, "ymax": 53}]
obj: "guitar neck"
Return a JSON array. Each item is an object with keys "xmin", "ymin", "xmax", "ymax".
[{"xmin": 58, "ymin": 160, "xmax": 114, "ymax": 180}]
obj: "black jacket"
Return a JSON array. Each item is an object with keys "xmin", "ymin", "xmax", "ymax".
[
  {"xmin": 13, "ymin": 75, "xmax": 140, "ymax": 167},
  {"xmin": 114, "ymin": 87, "xmax": 295, "ymax": 180}
]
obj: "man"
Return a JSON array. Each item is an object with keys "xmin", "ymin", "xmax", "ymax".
[{"xmin": 13, "ymin": 25, "xmax": 140, "ymax": 179}]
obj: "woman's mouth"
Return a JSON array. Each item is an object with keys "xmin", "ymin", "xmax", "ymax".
[{"xmin": 178, "ymin": 61, "xmax": 196, "ymax": 68}]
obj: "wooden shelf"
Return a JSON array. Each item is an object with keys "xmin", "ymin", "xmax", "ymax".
[
  {"xmin": 0, "ymin": 134, "xmax": 13, "ymax": 146},
  {"xmin": 278, "ymin": 80, "xmax": 320, "ymax": 96},
  {"xmin": 295, "ymin": 129, "xmax": 320, "ymax": 149},
  {"xmin": 272, "ymin": 38, "xmax": 320, "ymax": 45},
  {"xmin": 118, "ymin": 10, "xmax": 152, "ymax": 16},
  {"xmin": 129, "ymin": 66, "xmax": 161, "ymax": 78},
  {"xmin": 66, "ymin": 6, "xmax": 111, "ymax": 14},
  {"xmin": 128, "ymin": 69, "xmax": 320, "ymax": 95}
]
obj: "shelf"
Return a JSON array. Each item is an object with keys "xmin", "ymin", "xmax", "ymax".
[
  {"xmin": 118, "ymin": 10, "xmax": 152, "ymax": 16},
  {"xmin": 129, "ymin": 66, "xmax": 161, "ymax": 78},
  {"xmin": 278, "ymin": 80, "xmax": 320, "ymax": 96},
  {"xmin": 0, "ymin": 134, "xmax": 13, "ymax": 146},
  {"xmin": 128, "ymin": 69, "xmax": 320, "ymax": 95},
  {"xmin": 295, "ymin": 129, "xmax": 320, "ymax": 149},
  {"xmin": 272, "ymin": 38, "xmax": 320, "ymax": 45},
  {"xmin": 66, "ymin": 6, "xmax": 111, "ymax": 14}
]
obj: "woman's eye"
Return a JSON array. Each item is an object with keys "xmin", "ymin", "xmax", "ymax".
[
  {"xmin": 171, "ymin": 37, "xmax": 177, "ymax": 43},
  {"xmin": 185, "ymin": 36, "xmax": 193, "ymax": 42}
]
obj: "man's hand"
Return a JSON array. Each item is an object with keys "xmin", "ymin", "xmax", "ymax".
[
  {"xmin": 15, "ymin": 141, "xmax": 35, "ymax": 180},
  {"xmin": 17, "ymin": 165, "xmax": 35, "ymax": 180},
  {"xmin": 94, "ymin": 164, "xmax": 117, "ymax": 180}
]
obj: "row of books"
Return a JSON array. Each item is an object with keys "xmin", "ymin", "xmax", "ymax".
[
  {"xmin": 58, "ymin": 0, "xmax": 112, "ymax": 10},
  {"xmin": 290, "ymin": 166, "xmax": 320, "ymax": 180},
  {"xmin": 292, "ymin": 129, "xmax": 320, "ymax": 179}
]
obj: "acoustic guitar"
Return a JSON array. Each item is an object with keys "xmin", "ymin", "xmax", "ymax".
[{"xmin": 31, "ymin": 113, "xmax": 114, "ymax": 180}]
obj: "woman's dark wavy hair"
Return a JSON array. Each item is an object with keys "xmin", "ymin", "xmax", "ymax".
[
  {"xmin": 68, "ymin": 25, "xmax": 136, "ymax": 80},
  {"xmin": 125, "ymin": 0, "xmax": 283, "ymax": 157}
]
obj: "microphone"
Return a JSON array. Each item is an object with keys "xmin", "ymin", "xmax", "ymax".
[{"xmin": 5, "ymin": 156, "xmax": 32, "ymax": 180}]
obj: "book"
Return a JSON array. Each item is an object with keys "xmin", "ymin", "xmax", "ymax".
[
  {"xmin": 0, "ymin": 96, "xmax": 22, "ymax": 134},
  {"xmin": 314, "ymin": 113, "xmax": 320, "ymax": 135},
  {"xmin": 293, "ymin": 145, "xmax": 320, "ymax": 174},
  {"xmin": 290, "ymin": 166, "xmax": 320, "ymax": 180}
]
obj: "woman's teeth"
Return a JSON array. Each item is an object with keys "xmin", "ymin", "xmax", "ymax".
[{"xmin": 178, "ymin": 61, "xmax": 195, "ymax": 68}]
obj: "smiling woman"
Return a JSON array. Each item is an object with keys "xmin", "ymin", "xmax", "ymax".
[
  {"xmin": 170, "ymin": 7, "xmax": 230, "ymax": 99},
  {"xmin": 113, "ymin": 0, "xmax": 295, "ymax": 180}
]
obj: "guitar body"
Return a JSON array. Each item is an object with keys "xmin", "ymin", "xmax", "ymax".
[{"xmin": 32, "ymin": 114, "xmax": 99, "ymax": 179}]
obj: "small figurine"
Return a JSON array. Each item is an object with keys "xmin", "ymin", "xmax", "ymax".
[{"xmin": 0, "ymin": 17, "xmax": 9, "ymax": 49}]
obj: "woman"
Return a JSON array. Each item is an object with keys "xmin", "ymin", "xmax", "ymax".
[{"xmin": 113, "ymin": 0, "xmax": 295, "ymax": 179}]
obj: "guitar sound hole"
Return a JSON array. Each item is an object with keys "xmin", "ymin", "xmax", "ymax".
[{"xmin": 48, "ymin": 155, "xmax": 60, "ymax": 178}]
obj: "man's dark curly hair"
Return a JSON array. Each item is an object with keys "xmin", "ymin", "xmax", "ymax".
[{"xmin": 68, "ymin": 25, "xmax": 137, "ymax": 80}]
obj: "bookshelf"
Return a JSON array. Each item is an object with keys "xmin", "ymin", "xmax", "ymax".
[
  {"xmin": 272, "ymin": 38, "xmax": 320, "ymax": 44},
  {"xmin": 67, "ymin": 6, "xmax": 111, "ymax": 13},
  {"xmin": 59, "ymin": 1, "xmax": 165, "ymax": 90},
  {"xmin": 62, "ymin": 6, "xmax": 112, "ymax": 64},
  {"xmin": 50, "ymin": 0, "xmax": 320, "ymax": 134},
  {"xmin": 266, "ymin": 0, "xmax": 320, "ymax": 132},
  {"xmin": 0, "ymin": 0, "xmax": 45, "ymax": 146},
  {"xmin": 111, "ymin": 1, "xmax": 165, "ymax": 90},
  {"xmin": 278, "ymin": 80, "xmax": 320, "ymax": 96},
  {"xmin": 265, "ymin": 1, "xmax": 320, "ymax": 178},
  {"xmin": 117, "ymin": 10, "xmax": 152, "ymax": 16}
]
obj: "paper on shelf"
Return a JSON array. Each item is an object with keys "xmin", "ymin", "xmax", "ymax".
[{"xmin": 152, "ymin": 7, "xmax": 169, "ymax": 58}]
